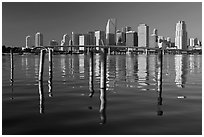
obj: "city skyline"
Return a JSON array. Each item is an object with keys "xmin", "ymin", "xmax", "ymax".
[{"xmin": 2, "ymin": 2, "xmax": 202, "ymax": 47}]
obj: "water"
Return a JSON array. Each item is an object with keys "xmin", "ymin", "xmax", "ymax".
[{"xmin": 2, "ymin": 53, "xmax": 202, "ymax": 135}]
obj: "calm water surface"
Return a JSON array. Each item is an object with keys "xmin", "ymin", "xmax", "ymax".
[{"xmin": 2, "ymin": 53, "xmax": 202, "ymax": 135}]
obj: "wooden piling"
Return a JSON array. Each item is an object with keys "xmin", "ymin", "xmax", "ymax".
[
  {"xmin": 38, "ymin": 49, "xmax": 46, "ymax": 81},
  {"xmin": 38, "ymin": 80, "xmax": 44, "ymax": 114},
  {"xmin": 48, "ymin": 48, "xmax": 53, "ymax": 97},
  {"xmin": 100, "ymin": 47, "xmax": 107, "ymax": 89}
]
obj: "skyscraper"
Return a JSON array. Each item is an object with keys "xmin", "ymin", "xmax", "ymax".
[
  {"xmin": 149, "ymin": 28, "xmax": 158, "ymax": 48},
  {"xmin": 35, "ymin": 32, "xmax": 43, "ymax": 47},
  {"xmin": 105, "ymin": 18, "xmax": 117, "ymax": 45},
  {"xmin": 175, "ymin": 21, "xmax": 187, "ymax": 50},
  {"xmin": 60, "ymin": 34, "xmax": 69, "ymax": 51},
  {"xmin": 189, "ymin": 38, "xmax": 195, "ymax": 47},
  {"xmin": 138, "ymin": 24, "xmax": 149, "ymax": 47},
  {"xmin": 116, "ymin": 30, "xmax": 125, "ymax": 46},
  {"xmin": 88, "ymin": 31, "xmax": 95, "ymax": 45},
  {"xmin": 71, "ymin": 32, "xmax": 79, "ymax": 51},
  {"xmin": 95, "ymin": 30, "xmax": 105, "ymax": 50},
  {"xmin": 79, "ymin": 34, "xmax": 89, "ymax": 51},
  {"xmin": 126, "ymin": 31, "xmax": 138, "ymax": 47},
  {"xmin": 26, "ymin": 35, "xmax": 31, "ymax": 48}
]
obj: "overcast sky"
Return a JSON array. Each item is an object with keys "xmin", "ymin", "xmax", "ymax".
[{"xmin": 2, "ymin": 2, "xmax": 202, "ymax": 47}]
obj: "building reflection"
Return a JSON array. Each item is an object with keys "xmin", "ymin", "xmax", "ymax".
[
  {"xmin": 99, "ymin": 49, "xmax": 107, "ymax": 124},
  {"xmin": 79, "ymin": 54, "xmax": 85, "ymax": 80},
  {"xmin": 60, "ymin": 55, "xmax": 66, "ymax": 82},
  {"xmin": 34, "ymin": 56, "xmax": 39, "ymax": 81},
  {"xmin": 72, "ymin": 55, "xmax": 79, "ymax": 79},
  {"xmin": 156, "ymin": 52, "xmax": 163, "ymax": 116},
  {"xmin": 38, "ymin": 80, "xmax": 44, "ymax": 114},
  {"xmin": 106, "ymin": 55, "xmax": 116, "ymax": 90},
  {"xmin": 148, "ymin": 55, "xmax": 156, "ymax": 83},
  {"xmin": 137, "ymin": 55, "xmax": 149, "ymax": 90},
  {"xmin": 126, "ymin": 54, "xmax": 135, "ymax": 86},
  {"xmin": 175, "ymin": 55, "xmax": 188, "ymax": 88},
  {"xmin": 89, "ymin": 51, "xmax": 94, "ymax": 98}
]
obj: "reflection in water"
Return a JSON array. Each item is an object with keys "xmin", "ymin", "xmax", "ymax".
[
  {"xmin": 79, "ymin": 54, "xmax": 85, "ymax": 79},
  {"xmin": 34, "ymin": 56, "xmax": 39, "ymax": 81},
  {"xmin": 72, "ymin": 55, "xmax": 79, "ymax": 79},
  {"xmin": 38, "ymin": 81, "xmax": 44, "ymax": 114},
  {"xmin": 157, "ymin": 52, "xmax": 163, "ymax": 116},
  {"xmin": 175, "ymin": 55, "xmax": 188, "ymax": 88},
  {"xmin": 95, "ymin": 54, "xmax": 100, "ymax": 81},
  {"xmin": 126, "ymin": 54, "xmax": 134, "ymax": 85},
  {"xmin": 89, "ymin": 51, "xmax": 94, "ymax": 98},
  {"xmin": 138, "ymin": 55, "xmax": 149, "ymax": 90},
  {"xmin": 106, "ymin": 55, "xmax": 116, "ymax": 90},
  {"xmin": 61, "ymin": 55, "xmax": 66, "ymax": 82},
  {"xmin": 99, "ymin": 49, "xmax": 107, "ymax": 124},
  {"xmin": 10, "ymin": 51, "xmax": 14, "ymax": 100}
]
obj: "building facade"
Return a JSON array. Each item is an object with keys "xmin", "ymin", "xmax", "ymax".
[
  {"xmin": 60, "ymin": 34, "xmax": 69, "ymax": 51},
  {"xmin": 95, "ymin": 30, "xmax": 105, "ymax": 50},
  {"xmin": 105, "ymin": 18, "xmax": 117, "ymax": 45},
  {"xmin": 138, "ymin": 24, "xmax": 149, "ymax": 48},
  {"xmin": 175, "ymin": 21, "xmax": 187, "ymax": 50},
  {"xmin": 126, "ymin": 31, "xmax": 138, "ymax": 47},
  {"xmin": 35, "ymin": 32, "xmax": 43, "ymax": 47},
  {"xmin": 26, "ymin": 35, "xmax": 31, "ymax": 48}
]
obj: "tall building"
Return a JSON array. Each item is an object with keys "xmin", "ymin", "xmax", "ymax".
[
  {"xmin": 138, "ymin": 24, "xmax": 149, "ymax": 47},
  {"xmin": 35, "ymin": 32, "xmax": 43, "ymax": 47},
  {"xmin": 26, "ymin": 35, "xmax": 31, "ymax": 48},
  {"xmin": 60, "ymin": 34, "xmax": 69, "ymax": 51},
  {"xmin": 50, "ymin": 40, "xmax": 59, "ymax": 51},
  {"xmin": 116, "ymin": 30, "xmax": 125, "ymax": 45},
  {"xmin": 189, "ymin": 38, "xmax": 195, "ymax": 47},
  {"xmin": 121, "ymin": 26, "xmax": 132, "ymax": 45},
  {"xmin": 71, "ymin": 32, "xmax": 79, "ymax": 51},
  {"xmin": 79, "ymin": 34, "xmax": 89, "ymax": 51},
  {"xmin": 175, "ymin": 21, "xmax": 187, "ymax": 50},
  {"xmin": 95, "ymin": 30, "xmax": 105, "ymax": 50},
  {"xmin": 88, "ymin": 31, "xmax": 95, "ymax": 45},
  {"xmin": 105, "ymin": 18, "xmax": 117, "ymax": 45},
  {"xmin": 126, "ymin": 31, "xmax": 138, "ymax": 47},
  {"xmin": 149, "ymin": 28, "xmax": 158, "ymax": 48}
]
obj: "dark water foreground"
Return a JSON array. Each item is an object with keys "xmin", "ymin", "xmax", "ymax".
[{"xmin": 2, "ymin": 54, "xmax": 202, "ymax": 135}]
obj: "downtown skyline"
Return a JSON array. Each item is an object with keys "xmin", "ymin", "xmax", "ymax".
[{"xmin": 2, "ymin": 2, "xmax": 202, "ymax": 47}]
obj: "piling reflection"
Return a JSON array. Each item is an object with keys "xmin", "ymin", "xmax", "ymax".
[
  {"xmin": 38, "ymin": 80, "xmax": 44, "ymax": 114},
  {"xmin": 89, "ymin": 50, "xmax": 94, "ymax": 98},
  {"xmin": 157, "ymin": 51, "xmax": 163, "ymax": 116},
  {"xmin": 99, "ymin": 48, "xmax": 107, "ymax": 124},
  {"xmin": 10, "ymin": 49, "xmax": 14, "ymax": 100}
]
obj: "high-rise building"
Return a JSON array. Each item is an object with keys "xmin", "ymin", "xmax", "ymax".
[
  {"xmin": 126, "ymin": 31, "xmax": 138, "ymax": 47},
  {"xmin": 105, "ymin": 18, "xmax": 117, "ymax": 45},
  {"xmin": 71, "ymin": 32, "xmax": 79, "ymax": 51},
  {"xmin": 149, "ymin": 28, "xmax": 158, "ymax": 48},
  {"xmin": 189, "ymin": 38, "xmax": 195, "ymax": 47},
  {"xmin": 95, "ymin": 30, "xmax": 105, "ymax": 50},
  {"xmin": 26, "ymin": 35, "xmax": 31, "ymax": 48},
  {"xmin": 50, "ymin": 40, "xmax": 59, "ymax": 51},
  {"xmin": 121, "ymin": 26, "xmax": 132, "ymax": 45},
  {"xmin": 88, "ymin": 31, "xmax": 95, "ymax": 45},
  {"xmin": 60, "ymin": 34, "xmax": 69, "ymax": 51},
  {"xmin": 35, "ymin": 32, "xmax": 43, "ymax": 47},
  {"xmin": 138, "ymin": 24, "xmax": 149, "ymax": 47},
  {"xmin": 116, "ymin": 30, "xmax": 125, "ymax": 46},
  {"xmin": 79, "ymin": 34, "xmax": 89, "ymax": 51},
  {"xmin": 175, "ymin": 21, "xmax": 187, "ymax": 50}
]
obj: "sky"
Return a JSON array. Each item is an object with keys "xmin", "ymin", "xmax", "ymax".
[{"xmin": 2, "ymin": 2, "xmax": 202, "ymax": 47}]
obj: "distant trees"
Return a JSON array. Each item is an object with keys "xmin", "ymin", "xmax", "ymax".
[{"xmin": 2, "ymin": 45, "xmax": 22, "ymax": 53}]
